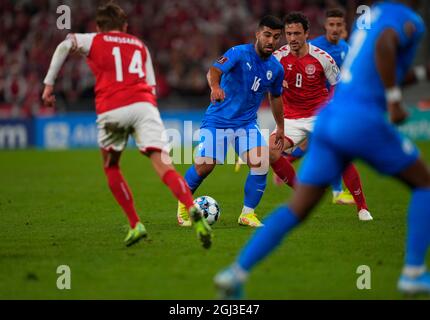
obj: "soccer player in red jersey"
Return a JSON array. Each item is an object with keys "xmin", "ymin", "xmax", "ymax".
[
  {"xmin": 270, "ymin": 12, "xmax": 373, "ymax": 221},
  {"xmin": 42, "ymin": 2, "xmax": 212, "ymax": 248}
]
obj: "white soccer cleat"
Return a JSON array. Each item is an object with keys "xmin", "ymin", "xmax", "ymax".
[{"xmin": 358, "ymin": 209, "xmax": 373, "ymax": 221}]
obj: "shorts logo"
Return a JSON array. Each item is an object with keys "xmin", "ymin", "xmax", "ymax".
[
  {"xmin": 402, "ymin": 138, "xmax": 415, "ymax": 155},
  {"xmin": 217, "ymin": 56, "xmax": 228, "ymax": 64},
  {"xmin": 305, "ymin": 64, "xmax": 316, "ymax": 75},
  {"xmin": 266, "ymin": 70, "xmax": 273, "ymax": 80}
]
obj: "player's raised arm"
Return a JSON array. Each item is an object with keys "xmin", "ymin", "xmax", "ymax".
[
  {"xmin": 375, "ymin": 28, "xmax": 408, "ymax": 125},
  {"xmin": 207, "ymin": 66, "xmax": 225, "ymax": 103}
]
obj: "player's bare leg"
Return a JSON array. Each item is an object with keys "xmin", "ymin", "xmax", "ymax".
[
  {"xmin": 101, "ymin": 149, "xmax": 147, "ymax": 246},
  {"xmin": 148, "ymin": 151, "xmax": 213, "ymax": 249},
  {"xmin": 269, "ymin": 134, "xmax": 296, "ymax": 188},
  {"xmin": 396, "ymin": 158, "xmax": 430, "ymax": 294},
  {"xmin": 237, "ymin": 146, "xmax": 270, "ymax": 227}
]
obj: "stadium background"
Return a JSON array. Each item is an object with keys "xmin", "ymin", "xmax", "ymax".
[
  {"xmin": 1, "ymin": 0, "xmax": 430, "ymax": 300},
  {"xmin": 0, "ymin": 0, "xmax": 429, "ymax": 150}
]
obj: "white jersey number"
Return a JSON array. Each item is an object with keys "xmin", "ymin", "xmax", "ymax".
[
  {"xmin": 341, "ymin": 29, "xmax": 367, "ymax": 83},
  {"xmin": 112, "ymin": 47, "xmax": 145, "ymax": 82},
  {"xmin": 251, "ymin": 76, "xmax": 261, "ymax": 92},
  {"xmin": 295, "ymin": 73, "xmax": 303, "ymax": 88}
]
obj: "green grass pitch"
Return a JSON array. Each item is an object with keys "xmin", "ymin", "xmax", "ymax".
[{"xmin": 1, "ymin": 143, "xmax": 429, "ymax": 299}]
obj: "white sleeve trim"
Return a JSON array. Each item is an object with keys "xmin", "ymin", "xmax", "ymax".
[
  {"xmin": 308, "ymin": 44, "xmax": 340, "ymax": 86},
  {"xmin": 67, "ymin": 33, "xmax": 96, "ymax": 56},
  {"xmin": 144, "ymin": 45, "xmax": 156, "ymax": 88},
  {"xmin": 43, "ymin": 39, "xmax": 74, "ymax": 85},
  {"xmin": 273, "ymin": 44, "xmax": 290, "ymax": 62}
]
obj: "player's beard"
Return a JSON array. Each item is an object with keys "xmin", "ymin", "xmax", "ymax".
[
  {"xmin": 256, "ymin": 41, "xmax": 273, "ymax": 58},
  {"xmin": 329, "ymin": 32, "xmax": 340, "ymax": 42}
]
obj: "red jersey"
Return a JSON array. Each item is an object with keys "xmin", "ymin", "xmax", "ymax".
[
  {"xmin": 273, "ymin": 44, "xmax": 340, "ymax": 119},
  {"xmin": 69, "ymin": 32, "xmax": 157, "ymax": 115}
]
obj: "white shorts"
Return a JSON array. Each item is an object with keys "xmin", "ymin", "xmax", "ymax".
[
  {"xmin": 96, "ymin": 102, "xmax": 169, "ymax": 154},
  {"xmin": 272, "ymin": 116, "xmax": 316, "ymax": 153}
]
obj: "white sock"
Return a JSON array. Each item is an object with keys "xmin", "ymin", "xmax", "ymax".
[
  {"xmin": 232, "ymin": 263, "xmax": 248, "ymax": 282},
  {"xmin": 242, "ymin": 206, "xmax": 254, "ymax": 214},
  {"xmin": 402, "ymin": 265, "xmax": 426, "ymax": 278}
]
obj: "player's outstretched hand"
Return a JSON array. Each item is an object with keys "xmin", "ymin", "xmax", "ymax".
[
  {"xmin": 388, "ymin": 101, "xmax": 408, "ymax": 125},
  {"xmin": 211, "ymin": 86, "xmax": 225, "ymax": 103},
  {"xmin": 42, "ymin": 85, "xmax": 56, "ymax": 108},
  {"xmin": 274, "ymin": 128, "xmax": 285, "ymax": 151}
]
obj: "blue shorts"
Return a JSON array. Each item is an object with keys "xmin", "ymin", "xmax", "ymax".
[
  {"xmin": 196, "ymin": 122, "xmax": 267, "ymax": 164},
  {"xmin": 298, "ymin": 104, "xmax": 420, "ymax": 186}
]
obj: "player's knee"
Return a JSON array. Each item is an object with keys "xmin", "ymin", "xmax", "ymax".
[
  {"xmin": 398, "ymin": 158, "xmax": 430, "ymax": 189},
  {"xmin": 269, "ymin": 148, "xmax": 281, "ymax": 164},
  {"xmin": 195, "ymin": 163, "xmax": 215, "ymax": 177},
  {"xmin": 249, "ymin": 157, "xmax": 269, "ymax": 175},
  {"xmin": 418, "ymin": 171, "xmax": 430, "ymax": 188}
]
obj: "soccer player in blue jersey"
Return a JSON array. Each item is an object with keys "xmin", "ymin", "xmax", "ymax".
[
  {"xmin": 215, "ymin": 0, "xmax": 430, "ymax": 297},
  {"xmin": 177, "ymin": 16, "xmax": 286, "ymax": 228}
]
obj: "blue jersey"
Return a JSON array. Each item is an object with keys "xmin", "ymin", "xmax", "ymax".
[
  {"xmin": 335, "ymin": 1, "xmax": 425, "ymax": 113},
  {"xmin": 202, "ymin": 44, "xmax": 284, "ymax": 129},
  {"xmin": 298, "ymin": 1, "xmax": 425, "ymax": 186},
  {"xmin": 309, "ymin": 36, "xmax": 349, "ymax": 68}
]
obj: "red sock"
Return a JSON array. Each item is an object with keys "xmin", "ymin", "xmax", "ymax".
[
  {"xmin": 271, "ymin": 155, "xmax": 296, "ymax": 188},
  {"xmin": 104, "ymin": 165, "xmax": 140, "ymax": 228},
  {"xmin": 342, "ymin": 164, "xmax": 368, "ymax": 211},
  {"xmin": 162, "ymin": 170, "xmax": 194, "ymax": 209}
]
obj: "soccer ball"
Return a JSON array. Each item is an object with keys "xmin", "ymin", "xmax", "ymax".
[{"xmin": 194, "ymin": 196, "xmax": 220, "ymax": 225}]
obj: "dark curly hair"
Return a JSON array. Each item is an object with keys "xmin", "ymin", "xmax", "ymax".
[{"xmin": 283, "ymin": 12, "xmax": 310, "ymax": 32}]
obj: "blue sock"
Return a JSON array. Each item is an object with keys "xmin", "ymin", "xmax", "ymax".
[
  {"xmin": 331, "ymin": 176, "xmax": 343, "ymax": 193},
  {"xmin": 184, "ymin": 165, "xmax": 204, "ymax": 194},
  {"xmin": 237, "ymin": 205, "xmax": 300, "ymax": 271},
  {"xmin": 291, "ymin": 147, "xmax": 305, "ymax": 159},
  {"xmin": 405, "ymin": 188, "xmax": 430, "ymax": 266},
  {"xmin": 243, "ymin": 171, "xmax": 267, "ymax": 209}
]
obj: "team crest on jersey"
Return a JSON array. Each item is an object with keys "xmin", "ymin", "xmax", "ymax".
[
  {"xmin": 287, "ymin": 64, "xmax": 293, "ymax": 71},
  {"xmin": 266, "ymin": 70, "xmax": 273, "ymax": 80},
  {"xmin": 217, "ymin": 56, "xmax": 228, "ymax": 64},
  {"xmin": 305, "ymin": 64, "xmax": 316, "ymax": 75}
]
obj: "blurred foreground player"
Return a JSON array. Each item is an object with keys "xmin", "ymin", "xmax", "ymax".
[
  {"xmin": 216, "ymin": 0, "xmax": 430, "ymax": 298},
  {"xmin": 304, "ymin": 8, "xmax": 357, "ymax": 205},
  {"xmin": 42, "ymin": 2, "xmax": 212, "ymax": 248}
]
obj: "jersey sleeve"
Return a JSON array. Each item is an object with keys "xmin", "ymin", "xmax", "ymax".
[
  {"xmin": 67, "ymin": 33, "xmax": 96, "ymax": 56},
  {"xmin": 324, "ymin": 60, "xmax": 340, "ymax": 86},
  {"xmin": 270, "ymin": 65, "xmax": 284, "ymax": 97},
  {"xmin": 320, "ymin": 52, "xmax": 340, "ymax": 86},
  {"xmin": 396, "ymin": 16, "xmax": 426, "ymax": 52},
  {"xmin": 273, "ymin": 45, "xmax": 290, "ymax": 62},
  {"xmin": 310, "ymin": 44, "xmax": 340, "ymax": 86},
  {"xmin": 213, "ymin": 46, "xmax": 241, "ymax": 73},
  {"xmin": 144, "ymin": 45, "xmax": 156, "ymax": 87}
]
